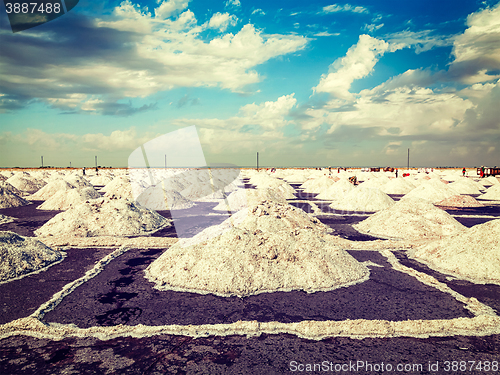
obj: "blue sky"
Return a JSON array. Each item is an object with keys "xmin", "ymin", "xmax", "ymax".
[{"xmin": 1, "ymin": 0, "xmax": 499, "ymax": 167}]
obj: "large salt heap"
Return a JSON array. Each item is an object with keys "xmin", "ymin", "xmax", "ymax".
[
  {"xmin": 380, "ymin": 178, "xmax": 416, "ymax": 195},
  {"xmin": 300, "ymin": 176, "xmax": 336, "ymax": 194},
  {"xmin": 213, "ymin": 188, "xmax": 287, "ymax": 212},
  {"xmin": 29, "ymin": 180, "xmax": 75, "ymax": 200},
  {"xmin": 35, "ymin": 197, "xmax": 171, "ymax": 237},
  {"xmin": 135, "ymin": 185, "xmax": 194, "ymax": 210},
  {"xmin": 37, "ymin": 187, "xmax": 102, "ymax": 210},
  {"xmin": 0, "ymin": 184, "xmax": 30, "ymax": 209},
  {"xmin": 353, "ymin": 198, "xmax": 466, "ymax": 240},
  {"xmin": 145, "ymin": 200, "xmax": 369, "ymax": 297},
  {"xmin": 0, "ymin": 231, "xmax": 63, "ymax": 282},
  {"xmin": 435, "ymin": 195, "xmax": 484, "ymax": 208},
  {"xmin": 447, "ymin": 179, "xmax": 484, "ymax": 195},
  {"xmin": 402, "ymin": 181, "xmax": 459, "ymax": 203},
  {"xmin": 316, "ymin": 179, "xmax": 354, "ymax": 200},
  {"xmin": 6, "ymin": 173, "xmax": 46, "ymax": 195},
  {"xmin": 478, "ymin": 184, "xmax": 500, "ymax": 201},
  {"xmin": 411, "ymin": 219, "xmax": 500, "ymax": 284},
  {"xmin": 329, "ymin": 187, "xmax": 395, "ymax": 212}
]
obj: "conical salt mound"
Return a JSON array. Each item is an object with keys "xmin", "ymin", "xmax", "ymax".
[
  {"xmin": 145, "ymin": 201, "xmax": 369, "ymax": 297},
  {"xmin": 301, "ymin": 176, "xmax": 336, "ymax": 194},
  {"xmin": 329, "ymin": 187, "xmax": 395, "ymax": 212},
  {"xmin": 316, "ymin": 179, "xmax": 354, "ymax": 200},
  {"xmin": 402, "ymin": 181, "xmax": 459, "ymax": 203},
  {"xmin": 35, "ymin": 197, "xmax": 171, "ymax": 237},
  {"xmin": 478, "ymin": 185, "xmax": 500, "ymax": 201},
  {"xmin": 29, "ymin": 179, "xmax": 75, "ymax": 200},
  {"xmin": 0, "ymin": 185, "xmax": 30, "ymax": 209},
  {"xmin": 411, "ymin": 219, "xmax": 500, "ymax": 284},
  {"xmin": 0, "ymin": 214, "xmax": 14, "ymax": 225},
  {"xmin": 435, "ymin": 195, "xmax": 484, "ymax": 208},
  {"xmin": 380, "ymin": 178, "xmax": 416, "ymax": 194},
  {"xmin": 37, "ymin": 187, "xmax": 102, "ymax": 210},
  {"xmin": 90, "ymin": 175, "xmax": 113, "ymax": 186},
  {"xmin": 64, "ymin": 175, "xmax": 93, "ymax": 190},
  {"xmin": 0, "ymin": 231, "xmax": 62, "ymax": 282},
  {"xmin": 213, "ymin": 188, "xmax": 287, "ymax": 212},
  {"xmin": 448, "ymin": 179, "xmax": 483, "ymax": 195},
  {"xmin": 135, "ymin": 185, "xmax": 194, "ymax": 210},
  {"xmin": 353, "ymin": 198, "xmax": 465, "ymax": 240},
  {"xmin": 6, "ymin": 174, "xmax": 46, "ymax": 195}
]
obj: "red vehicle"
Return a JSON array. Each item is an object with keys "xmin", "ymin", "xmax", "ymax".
[{"xmin": 477, "ymin": 167, "xmax": 500, "ymax": 177}]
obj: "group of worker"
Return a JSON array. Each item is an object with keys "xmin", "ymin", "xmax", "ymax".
[{"xmin": 82, "ymin": 167, "xmax": 99, "ymax": 176}]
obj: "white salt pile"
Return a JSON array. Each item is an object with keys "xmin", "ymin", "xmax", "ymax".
[
  {"xmin": 0, "ymin": 214, "xmax": 14, "ymax": 225},
  {"xmin": 90, "ymin": 175, "xmax": 113, "ymax": 186},
  {"xmin": 145, "ymin": 200, "xmax": 368, "ymax": 297},
  {"xmin": 213, "ymin": 188, "xmax": 287, "ymax": 212},
  {"xmin": 354, "ymin": 198, "xmax": 465, "ymax": 240},
  {"xmin": 316, "ymin": 179, "xmax": 354, "ymax": 200},
  {"xmin": 64, "ymin": 175, "xmax": 93, "ymax": 190},
  {"xmin": 402, "ymin": 181, "xmax": 459, "ymax": 203},
  {"xmin": 411, "ymin": 219, "xmax": 500, "ymax": 284},
  {"xmin": 37, "ymin": 187, "xmax": 102, "ymax": 210},
  {"xmin": 480, "ymin": 176, "xmax": 500, "ymax": 187},
  {"xmin": 0, "ymin": 185, "xmax": 30, "ymax": 209},
  {"xmin": 435, "ymin": 195, "xmax": 484, "ymax": 208},
  {"xmin": 249, "ymin": 175, "xmax": 296, "ymax": 199},
  {"xmin": 135, "ymin": 185, "xmax": 194, "ymax": 210},
  {"xmin": 358, "ymin": 175, "xmax": 390, "ymax": 189},
  {"xmin": 102, "ymin": 176, "xmax": 133, "ymax": 200},
  {"xmin": 380, "ymin": 178, "xmax": 416, "ymax": 195},
  {"xmin": 6, "ymin": 174, "xmax": 46, "ymax": 195},
  {"xmin": 478, "ymin": 185, "xmax": 500, "ymax": 201},
  {"xmin": 35, "ymin": 197, "xmax": 171, "ymax": 237},
  {"xmin": 329, "ymin": 187, "xmax": 395, "ymax": 212},
  {"xmin": 28, "ymin": 180, "xmax": 75, "ymax": 200},
  {"xmin": 0, "ymin": 181, "xmax": 24, "ymax": 197},
  {"xmin": 300, "ymin": 176, "xmax": 336, "ymax": 194},
  {"xmin": 0, "ymin": 231, "xmax": 63, "ymax": 282},
  {"xmin": 448, "ymin": 179, "xmax": 484, "ymax": 195}
]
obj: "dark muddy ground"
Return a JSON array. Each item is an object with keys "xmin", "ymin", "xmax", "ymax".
[
  {"xmin": 41, "ymin": 250, "xmax": 473, "ymax": 328},
  {"xmin": 1, "ymin": 332, "xmax": 499, "ymax": 374},
  {"xmin": 1, "ymin": 181, "xmax": 499, "ymax": 374},
  {"xmin": 0, "ymin": 201, "xmax": 61, "ymax": 236},
  {"xmin": 0, "ymin": 248, "xmax": 115, "ymax": 324}
]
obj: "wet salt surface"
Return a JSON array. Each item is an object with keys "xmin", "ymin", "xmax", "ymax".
[
  {"xmin": 393, "ymin": 251, "xmax": 500, "ymax": 315},
  {"xmin": 0, "ymin": 248, "xmax": 115, "ymax": 324},
  {"xmin": 42, "ymin": 249, "xmax": 473, "ymax": 328},
  {"xmin": 0, "ymin": 201, "xmax": 62, "ymax": 237}
]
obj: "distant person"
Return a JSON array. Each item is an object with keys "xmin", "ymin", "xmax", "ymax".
[
  {"xmin": 395, "ymin": 169, "xmax": 398, "ymax": 178},
  {"xmin": 95, "ymin": 166, "xmax": 99, "ymax": 176},
  {"xmin": 480, "ymin": 166, "xmax": 485, "ymax": 178},
  {"xmin": 328, "ymin": 166, "xmax": 332, "ymax": 175},
  {"xmin": 83, "ymin": 167, "xmax": 86, "ymax": 176},
  {"xmin": 462, "ymin": 167, "xmax": 466, "ymax": 177}
]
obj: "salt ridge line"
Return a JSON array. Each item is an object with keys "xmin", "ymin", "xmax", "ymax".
[
  {"xmin": 380, "ymin": 250, "xmax": 497, "ymax": 317},
  {"xmin": 1, "ymin": 245, "xmax": 497, "ymax": 341},
  {"xmin": 1, "ymin": 314, "xmax": 499, "ymax": 342},
  {"xmin": 30, "ymin": 245, "xmax": 132, "ymax": 321}
]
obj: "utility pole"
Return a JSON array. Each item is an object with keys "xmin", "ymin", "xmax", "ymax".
[
  {"xmin": 165, "ymin": 154, "xmax": 167, "ymax": 169},
  {"xmin": 407, "ymin": 148, "xmax": 410, "ymax": 170},
  {"xmin": 41, "ymin": 156, "xmax": 43, "ymax": 168},
  {"xmin": 257, "ymin": 152, "xmax": 259, "ymax": 170},
  {"xmin": 95, "ymin": 155, "xmax": 97, "ymax": 168}
]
